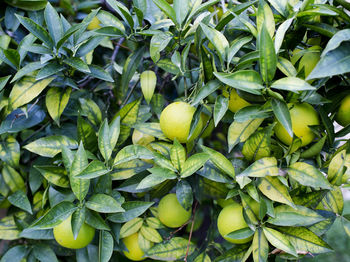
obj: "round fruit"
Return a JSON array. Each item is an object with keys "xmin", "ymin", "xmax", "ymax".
[
  {"xmin": 336, "ymin": 94, "xmax": 350, "ymax": 127},
  {"xmin": 217, "ymin": 203, "xmax": 252, "ymax": 244},
  {"xmin": 217, "ymin": 198, "xmax": 235, "ymax": 208},
  {"xmin": 53, "ymin": 215, "xmax": 95, "ymax": 249},
  {"xmin": 223, "ymin": 88, "xmax": 251, "ymax": 113},
  {"xmin": 274, "ymin": 103, "xmax": 320, "ymax": 147},
  {"xmin": 132, "ymin": 129, "xmax": 155, "ymax": 146},
  {"xmin": 158, "ymin": 193, "xmax": 191, "ymax": 228},
  {"xmin": 87, "ymin": 17, "xmax": 101, "ymax": 30},
  {"xmin": 298, "ymin": 46, "xmax": 321, "ymax": 78},
  {"xmin": 123, "ymin": 232, "xmax": 146, "ymax": 261},
  {"xmin": 160, "ymin": 102, "xmax": 203, "ymax": 143}
]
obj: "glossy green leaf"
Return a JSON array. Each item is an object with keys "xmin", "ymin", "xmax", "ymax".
[
  {"xmin": 99, "ymin": 231, "xmax": 114, "ymax": 262},
  {"xmin": 45, "ymin": 87, "xmax": 71, "ymax": 126},
  {"xmin": 288, "ymin": 162, "xmax": 332, "ymax": 189},
  {"xmin": 180, "ymin": 153, "xmax": 209, "ymax": 178},
  {"xmin": 30, "ymin": 201, "xmax": 76, "ymax": 229},
  {"xmin": 137, "ymin": 167, "xmax": 177, "ymax": 190},
  {"xmin": 201, "ymin": 145, "xmax": 235, "ymax": 178},
  {"xmin": 140, "ymin": 225, "xmax": 163, "ymax": 243},
  {"xmin": 262, "ymin": 227, "xmax": 297, "ymax": 256},
  {"xmin": 214, "ymin": 71, "xmax": 263, "ymax": 95},
  {"xmin": 24, "ymin": 135, "xmax": 78, "ymax": 158},
  {"xmin": 86, "ymin": 194, "xmax": 124, "ymax": 213},
  {"xmin": 213, "ymin": 95, "xmax": 228, "ymax": 127},
  {"xmin": 267, "ymin": 205, "xmax": 326, "ymax": 226},
  {"xmin": 227, "ymin": 118, "xmax": 264, "ymax": 152},
  {"xmin": 44, "ymin": 2, "xmax": 63, "ymax": 45},
  {"xmin": 35, "ymin": 166, "xmax": 69, "ymax": 188},
  {"xmin": 252, "ymin": 229, "xmax": 268, "ymax": 262},
  {"xmin": 146, "ymin": 237, "xmax": 195, "ymax": 260},
  {"xmin": 70, "ymin": 142, "xmax": 89, "ymax": 201},
  {"xmin": 239, "ymin": 157, "xmax": 279, "ymax": 177},
  {"xmin": 271, "ymin": 98, "xmax": 293, "ymax": 137},
  {"xmin": 108, "ymin": 201, "xmax": 154, "ymax": 223},
  {"xmin": 76, "ymin": 160, "xmax": 109, "ymax": 179},
  {"xmin": 9, "ymin": 76, "xmax": 54, "ymax": 109},
  {"xmin": 8, "ymin": 190, "xmax": 32, "ymax": 214},
  {"xmin": 258, "ymin": 176, "xmax": 295, "ymax": 207},
  {"xmin": 271, "ymin": 77, "xmax": 315, "ymax": 92},
  {"xmin": 259, "ymin": 22, "xmax": 277, "ymax": 83}
]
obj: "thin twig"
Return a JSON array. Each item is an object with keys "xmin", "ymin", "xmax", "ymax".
[
  {"xmin": 184, "ymin": 201, "xmax": 199, "ymax": 262},
  {"xmin": 111, "ymin": 37, "xmax": 125, "ymax": 62},
  {"xmin": 120, "ymin": 79, "xmax": 140, "ymax": 107}
]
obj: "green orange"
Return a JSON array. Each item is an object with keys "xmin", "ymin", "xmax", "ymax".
[
  {"xmin": 217, "ymin": 203, "xmax": 252, "ymax": 244},
  {"xmin": 274, "ymin": 103, "xmax": 320, "ymax": 147},
  {"xmin": 223, "ymin": 87, "xmax": 251, "ymax": 113},
  {"xmin": 158, "ymin": 193, "xmax": 191, "ymax": 228},
  {"xmin": 123, "ymin": 232, "xmax": 146, "ymax": 261},
  {"xmin": 335, "ymin": 94, "xmax": 350, "ymax": 127},
  {"xmin": 53, "ymin": 215, "xmax": 95, "ymax": 249},
  {"xmin": 160, "ymin": 102, "xmax": 203, "ymax": 143}
]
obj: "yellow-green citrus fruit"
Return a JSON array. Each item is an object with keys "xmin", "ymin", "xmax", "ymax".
[
  {"xmin": 87, "ymin": 17, "xmax": 101, "ymax": 30},
  {"xmin": 53, "ymin": 215, "xmax": 95, "ymax": 249},
  {"xmin": 223, "ymin": 87, "xmax": 251, "ymax": 113},
  {"xmin": 132, "ymin": 129, "xmax": 155, "ymax": 146},
  {"xmin": 217, "ymin": 203, "xmax": 252, "ymax": 244},
  {"xmin": 274, "ymin": 103, "xmax": 320, "ymax": 147},
  {"xmin": 158, "ymin": 193, "xmax": 191, "ymax": 228},
  {"xmin": 160, "ymin": 102, "xmax": 203, "ymax": 143},
  {"xmin": 336, "ymin": 94, "xmax": 350, "ymax": 127},
  {"xmin": 298, "ymin": 46, "xmax": 321, "ymax": 78},
  {"xmin": 217, "ymin": 198, "xmax": 235, "ymax": 208},
  {"xmin": 123, "ymin": 232, "xmax": 145, "ymax": 261}
]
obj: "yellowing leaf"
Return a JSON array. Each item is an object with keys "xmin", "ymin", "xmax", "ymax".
[{"xmin": 9, "ymin": 76, "xmax": 54, "ymax": 109}]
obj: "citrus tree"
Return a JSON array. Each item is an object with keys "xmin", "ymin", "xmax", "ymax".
[{"xmin": 1, "ymin": 0, "xmax": 350, "ymax": 261}]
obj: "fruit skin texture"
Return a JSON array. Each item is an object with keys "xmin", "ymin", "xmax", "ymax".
[
  {"xmin": 53, "ymin": 215, "xmax": 95, "ymax": 249},
  {"xmin": 298, "ymin": 46, "xmax": 321, "ymax": 78},
  {"xmin": 274, "ymin": 103, "xmax": 320, "ymax": 147},
  {"xmin": 87, "ymin": 17, "xmax": 101, "ymax": 30},
  {"xmin": 160, "ymin": 102, "xmax": 203, "ymax": 143},
  {"xmin": 123, "ymin": 232, "xmax": 146, "ymax": 261},
  {"xmin": 223, "ymin": 88, "xmax": 251, "ymax": 113},
  {"xmin": 336, "ymin": 94, "xmax": 350, "ymax": 127},
  {"xmin": 217, "ymin": 203, "xmax": 252, "ymax": 244},
  {"xmin": 158, "ymin": 193, "xmax": 191, "ymax": 228}
]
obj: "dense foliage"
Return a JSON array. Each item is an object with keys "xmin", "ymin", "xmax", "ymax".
[{"xmin": 1, "ymin": 0, "xmax": 350, "ymax": 261}]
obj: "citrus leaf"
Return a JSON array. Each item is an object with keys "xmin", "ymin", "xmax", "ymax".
[
  {"xmin": 276, "ymin": 226, "xmax": 333, "ymax": 253},
  {"xmin": 214, "ymin": 71, "xmax": 264, "ymax": 95},
  {"xmin": 30, "ymin": 201, "xmax": 76, "ymax": 229},
  {"xmin": 213, "ymin": 95, "xmax": 229, "ymax": 127},
  {"xmin": 86, "ymin": 194, "xmax": 124, "ymax": 213},
  {"xmin": 176, "ymin": 180, "xmax": 193, "ymax": 210},
  {"xmin": 24, "ymin": 135, "xmax": 78, "ymax": 158},
  {"xmin": 108, "ymin": 201, "xmax": 154, "ymax": 223},
  {"xmin": 98, "ymin": 119, "xmax": 112, "ymax": 161},
  {"xmin": 288, "ymin": 162, "xmax": 332, "ymax": 189},
  {"xmin": 99, "ymin": 231, "xmax": 114, "ymax": 262},
  {"xmin": 0, "ymin": 136, "xmax": 20, "ymax": 168},
  {"xmin": 9, "ymin": 76, "xmax": 54, "ymax": 110},
  {"xmin": 271, "ymin": 98, "xmax": 293, "ymax": 137},
  {"xmin": 227, "ymin": 118, "xmax": 264, "ymax": 152},
  {"xmin": 140, "ymin": 225, "xmax": 163, "ymax": 243},
  {"xmin": 76, "ymin": 160, "xmax": 109, "ymax": 179},
  {"xmin": 136, "ymin": 167, "xmax": 177, "ymax": 190},
  {"xmin": 252, "ymin": 228, "xmax": 268, "ymax": 262},
  {"xmin": 271, "ymin": 77, "xmax": 316, "ymax": 92},
  {"xmin": 180, "ymin": 153, "xmax": 209, "ymax": 178},
  {"xmin": 170, "ymin": 139, "xmax": 186, "ymax": 172},
  {"xmin": 114, "ymin": 145, "xmax": 154, "ymax": 166},
  {"xmin": 258, "ymin": 176, "xmax": 295, "ymax": 207},
  {"xmin": 70, "ymin": 142, "xmax": 89, "ymax": 201},
  {"xmin": 201, "ymin": 145, "xmax": 235, "ymax": 178},
  {"xmin": 146, "ymin": 237, "xmax": 196, "ymax": 260},
  {"xmin": 45, "ymin": 86, "xmax": 71, "ymax": 126},
  {"xmin": 259, "ymin": 22, "xmax": 277, "ymax": 83},
  {"xmin": 8, "ymin": 190, "xmax": 32, "ymax": 214},
  {"xmin": 239, "ymin": 157, "xmax": 279, "ymax": 177},
  {"xmin": 35, "ymin": 166, "xmax": 69, "ymax": 188},
  {"xmin": 2, "ymin": 164, "xmax": 25, "ymax": 192},
  {"xmin": 267, "ymin": 205, "xmax": 326, "ymax": 227},
  {"xmin": 120, "ymin": 217, "xmax": 143, "ymax": 238},
  {"xmin": 262, "ymin": 227, "xmax": 297, "ymax": 257}
]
